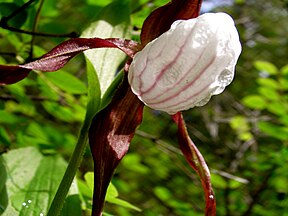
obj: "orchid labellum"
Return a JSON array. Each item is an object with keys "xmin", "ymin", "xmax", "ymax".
[
  {"xmin": 129, "ymin": 13, "xmax": 242, "ymax": 114},
  {"xmin": 0, "ymin": 0, "xmax": 242, "ymax": 216}
]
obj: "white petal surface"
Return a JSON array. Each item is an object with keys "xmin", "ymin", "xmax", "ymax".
[{"xmin": 128, "ymin": 13, "xmax": 242, "ymax": 114}]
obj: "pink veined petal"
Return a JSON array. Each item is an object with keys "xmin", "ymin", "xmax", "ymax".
[{"xmin": 129, "ymin": 13, "xmax": 242, "ymax": 114}]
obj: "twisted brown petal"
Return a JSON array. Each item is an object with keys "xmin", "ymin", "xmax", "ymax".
[
  {"xmin": 140, "ymin": 0, "xmax": 202, "ymax": 46},
  {"xmin": 88, "ymin": 75, "xmax": 144, "ymax": 216},
  {"xmin": 0, "ymin": 38, "xmax": 139, "ymax": 85},
  {"xmin": 172, "ymin": 112, "xmax": 216, "ymax": 216}
]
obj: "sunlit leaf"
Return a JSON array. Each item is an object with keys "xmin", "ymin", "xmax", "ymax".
[
  {"xmin": 258, "ymin": 87, "xmax": 280, "ymax": 101},
  {"xmin": 82, "ymin": 172, "xmax": 141, "ymax": 212},
  {"xmin": 242, "ymin": 95, "xmax": 267, "ymax": 110},
  {"xmin": 1, "ymin": 147, "xmax": 67, "ymax": 216},
  {"xmin": 254, "ymin": 60, "xmax": 278, "ymax": 75},
  {"xmin": 280, "ymin": 64, "xmax": 288, "ymax": 75},
  {"xmin": 82, "ymin": 0, "xmax": 131, "ymax": 96},
  {"xmin": 267, "ymin": 102, "xmax": 287, "ymax": 116},
  {"xmin": 153, "ymin": 186, "xmax": 171, "ymax": 201},
  {"xmin": 85, "ymin": 58, "xmax": 101, "ymax": 119},
  {"xmin": 230, "ymin": 115, "xmax": 253, "ymax": 141},
  {"xmin": 106, "ymin": 182, "xmax": 118, "ymax": 198},
  {"xmin": 279, "ymin": 115, "xmax": 288, "ymax": 126},
  {"xmin": 0, "ymin": 157, "xmax": 8, "ymax": 214},
  {"xmin": 86, "ymin": 0, "xmax": 112, "ymax": 6},
  {"xmin": 105, "ymin": 197, "xmax": 141, "ymax": 212},
  {"xmin": 106, "ymin": 183, "xmax": 141, "ymax": 212},
  {"xmin": 279, "ymin": 78, "xmax": 288, "ymax": 90},
  {"xmin": 84, "ymin": 172, "xmax": 94, "ymax": 191},
  {"xmin": 257, "ymin": 78, "xmax": 279, "ymax": 89}
]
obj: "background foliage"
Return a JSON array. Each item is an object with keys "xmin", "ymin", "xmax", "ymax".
[{"xmin": 0, "ymin": 0, "xmax": 288, "ymax": 215}]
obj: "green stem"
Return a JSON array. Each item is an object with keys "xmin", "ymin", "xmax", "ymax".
[
  {"xmin": 47, "ymin": 57, "xmax": 101, "ymax": 216},
  {"xmin": 47, "ymin": 118, "xmax": 91, "ymax": 216}
]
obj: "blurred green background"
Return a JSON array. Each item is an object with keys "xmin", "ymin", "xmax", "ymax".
[{"xmin": 0, "ymin": 0, "xmax": 288, "ymax": 215}]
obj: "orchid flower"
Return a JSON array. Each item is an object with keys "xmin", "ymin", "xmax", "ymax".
[
  {"xmin": 129, "ymin": 12, "xmax": 242, "ymax": 114},
  {"xmin": 0, "ymin": 0, "xmax": 242, "ymax": 215}
]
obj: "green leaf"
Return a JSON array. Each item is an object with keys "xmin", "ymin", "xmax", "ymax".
[
  {"xmin": 211, "ymin": 173, "xmax": 226, "ymax": 189},
  {"xmin": 84, "ymin": 172, "xmax": 94, "ymax": 192},
  {"xmin": 106, "ymin": 183, "xmax": 118, "ymax": 198},
  {"xmin": 0, "ymin": 184, "xmax": 8, "ymax": 215},
  {"xmin": 280, "ymin": 64, "xmax": 288, "ymax": 75},
  {"xmin": 60, "ymin": 195, "xmax": 82, "ymax": 216},
  {"xmin": 86, "ymin": 0, "xmax": 112, "ymax": 6},
  {"xmin": 82, "ymin": 0, "xmax": 131, "ymax": 96},
  {"xmin": 267, "ymin": 102, "xmax": 287, "ymax": 116},
  {"xmin": 272, "ymin": 176, "xmax": 288, "ymax": 193},
  {"xmin": 254, "ymin": 60, "xmax": 278, "ymax": 75},
  {"xmin": 153, "ymin": 186, "xmax": 172, "ymax": 201},
  {"xmin": 0, "ymin": 128, "xmax": 10, "ymax": 146},
  {"xmin": 44, "ymin": 70, "xmax": 87, "ymax": 94},
  {"xmin": 0, "ymin": 56, "xmax": 6, "ymax": 64},
  {"xmin": 1, "ymin": 147, "xmax": 67, "ymax": 216},
  {"xmin": 76, "ymin": 179, "xmax": 92, "ymax": 199},
  {"xmin": 257, "ymin": 121, "xmax": 288, "ymax": 140},
  {"xmin": 0, "ymin": 157, "xmax": 8, "ymax": 214},
  {"xmin": 100, "ymin": 70, "xmax": 124, "ymax": 111},
  {"xmin": 279, "ymin": 78, "xmax": 288, "ymax": 90},
  {"xmin": 258, "ymin": 87, "xmax": 280, "ymax": 101},
  {"xmin": 43, "ymin": 101, "xmax": 85, "ymax": 122},
  {"xmin": 279, "ymin": 115, "xmax": 288, "ymax": 126},
  {"xmin": 242, "ymin": 95, "xmax": 267, "ymax": 110},
  {"xmin": 47, "ymin": 37, "xmax": 103, "ymax": 216},
  {"xmin": 229, "ymin": 115, "xmax": 253, "ymax": 141},
  {"xmin": 257, "ymin": 78, "xmax": 279, "ymax": 89},
  {"xmin": 85, "ymin": 58, "xmax": 101, "ymax": 119},
  {"xmin": 83, "ymin": 172, "xmax": 141, "ymax": 212},
  {"xmin": 105, "ymin": 197, "xmax": 142, "ymax": 212},
  {"xmin": 0, "ymin": 111, "xmax": 20, "ymax": 124},
  {"xmin": 5, "ymin": 100, "xmax": 35, "ymax": 117},
  {"xmin": 37, "ymin": 77, "xmax": 59, "ymax": 101},
  {"xmin": 121, "ymin": 153, "xmax": 149, "ymax": 174}
]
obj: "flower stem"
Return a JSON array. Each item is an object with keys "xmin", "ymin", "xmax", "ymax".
[{"xmin": 47, "ymin": 118, "xmax": 91, "ymax": 216}]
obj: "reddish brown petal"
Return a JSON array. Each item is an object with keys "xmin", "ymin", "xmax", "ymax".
[
  {"xmin": 88, "ymin": 75, "xmax": 144, "ymax": 216},
  {"xmin": 0, "ymin": 65, "xmax": 31, "ymax": 85},
  {"xmin": 172, "ymin": 112, "xmax": 216, "ymax": 216},
  {"xmin": 0, "ymin": 38, "xmax": 139, "ymax": 85},
  {"xmin": 140, "ymin": 0, "xmax": 203, "ymax": 46}
]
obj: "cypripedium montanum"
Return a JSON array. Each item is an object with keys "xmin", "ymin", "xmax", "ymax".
[{"xmin": 0, "ymin": 0, "xmax": 241, "ymax": 215}]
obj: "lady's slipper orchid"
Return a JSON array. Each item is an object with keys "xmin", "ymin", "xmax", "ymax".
[
  {"xmin": 0, "ymin": 1, "xmax": 242, "ymax": 216},
  {"xmin": 128, "ymin": 12, "xmax": 242, "ymax": 114}
]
